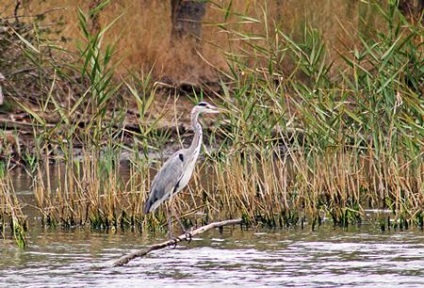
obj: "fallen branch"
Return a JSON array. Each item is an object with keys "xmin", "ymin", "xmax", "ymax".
[{"xmin": 113, "ymin": 218, "xmax": 242, "ymax": 267}]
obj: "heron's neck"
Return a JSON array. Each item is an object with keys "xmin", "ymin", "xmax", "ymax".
[{"xmin": 189, "ymin": 111, "xmax": 202, "ymax": 153}]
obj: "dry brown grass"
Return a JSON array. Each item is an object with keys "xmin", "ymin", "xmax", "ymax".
[
  {"xmin": 30, "ymin": 151, "xmax": 151, "ymax": 229},
  {"xmin": 177, "ymin": 146, "xmax": 424, "ymax": 228},
  {"xmin": 5, "ymin": 140, "xmax": 423, "ymax": 232},
  {"xmin": 0, "ymin": 173, "xmax": 27, "ymax": 247},
  {"xmin": 2, "ymin": 0, "xmax": 386, "ymax": 81}
]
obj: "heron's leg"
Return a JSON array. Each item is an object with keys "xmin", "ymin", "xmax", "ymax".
[
  {"xmin": 165, "ymin": 201, "xmax": 173, "ymax": 239},
  {"xmin": 170, "ymin": 202, "xmax": 194, "ymax": 243},
  {"xmin": 170, "ymin": 201, "xmax": 187, "ymax": 232},
  {"xmin": 168, "ymin": 196, "xmax": 193, "ymax": 244}
]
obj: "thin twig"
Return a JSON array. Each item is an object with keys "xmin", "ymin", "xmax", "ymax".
[
  {"xmin": 14, "ymin": 0, "xmax": 21, "ymax": 23},
  {"xmin": 4, "ymin": 7, "xmax": 66, "ymax": 22},
  {"xmin": 113, "ymin": 218, "xmax": 242, "ymax": 267}
]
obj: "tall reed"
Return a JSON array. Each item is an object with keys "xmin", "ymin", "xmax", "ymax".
[
  {"xmin": 0, "ymin": 165, "xmax": 27, "ymax": 248},
  {"xmin": 2, "ymin": 1, "xmax": 423, "ymax": 235}
]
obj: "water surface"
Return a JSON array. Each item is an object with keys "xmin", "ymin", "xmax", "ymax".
[{"xmin": 2, "ymin": 225, "xmax": 424, "ymax": 288}]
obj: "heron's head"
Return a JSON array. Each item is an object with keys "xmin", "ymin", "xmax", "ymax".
[{"xmin": 194, "ymin": 101, "xmax": 220, "ymax": 115}]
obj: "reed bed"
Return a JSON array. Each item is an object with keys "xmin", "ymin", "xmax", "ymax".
[
  {"xmin": 0, "ymin": 0, "xmax": 423, "ymax": 241},
  {"xmin": 31, "ymin": 151, "xmax": 149, "ymax": 230},
  {"xmin": 0, "ymin": 166, "xmax": 27, "ymax": 248}
]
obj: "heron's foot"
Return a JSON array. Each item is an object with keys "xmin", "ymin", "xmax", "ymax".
[
  {"xmin": 185, "ymin": 232, "xmax": 193, "ymax": 244},
  {"xmin": 182, "ymin": 227, "xmax": 193, "ymax": 243},
  {"xmin": 170, "ymin": 237, "xmax": 179, "ymax": 249}
]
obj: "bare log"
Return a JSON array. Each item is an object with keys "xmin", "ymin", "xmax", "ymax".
[{"xmin": 113, "ymin": 218, "xmax": 242, "ymax": 267}]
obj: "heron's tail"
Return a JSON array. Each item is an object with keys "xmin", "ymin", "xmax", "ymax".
[
  {"xmin": 144, "ymin": 187, "xmax": 165, "ymax": 214},
  {"xmin": 144, "ymin": 199, "xmax": 153, "ymax": 214},
  {"xmin": 144, "ymin": 195, "xmax": 161, "ymax": 214}
]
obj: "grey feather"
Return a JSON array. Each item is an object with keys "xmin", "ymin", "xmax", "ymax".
[
  {"xmin": 144, "ymin": 151, "xmax": 186, "ymax": 213},
  {"xmin": 144, "ymin": 102, "xmax": 219, "ymax": 214}
]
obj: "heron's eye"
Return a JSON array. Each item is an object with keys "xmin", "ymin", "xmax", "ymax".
[{"xmin": 197, "ymin": 102, "xmax": 207, "ymax": 107}]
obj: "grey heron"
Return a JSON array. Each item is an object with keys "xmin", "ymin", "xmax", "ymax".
[{"xmin": 144, "ymin": 101, "xmax": 220, "ymax": 226}]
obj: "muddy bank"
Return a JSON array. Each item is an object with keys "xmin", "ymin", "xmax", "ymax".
[{"xmin": 0, "ymin": 93, "xmax": 225, "ymax": 165}]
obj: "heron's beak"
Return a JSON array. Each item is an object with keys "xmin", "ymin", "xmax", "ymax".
[
  {"xmin": 207, "ymin": 105, "xmax": 220, "ymax": 114},
  {"xmin": 217, "ymin": 107, "xmax": 231, "ymax": 113}
]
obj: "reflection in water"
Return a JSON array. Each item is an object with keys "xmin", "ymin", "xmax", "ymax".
[{"xmin": 2, "ymin": 226, "xmax": 424, "ymax": 288}]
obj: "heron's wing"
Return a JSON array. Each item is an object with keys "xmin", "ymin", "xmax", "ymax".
[
  {"xmin": 145, "ymin": 151, "xmax": 186, "ymax": 211},
  {"xmin": 153, "ymin": 152, "xmax": 185, "ymax": 196}
]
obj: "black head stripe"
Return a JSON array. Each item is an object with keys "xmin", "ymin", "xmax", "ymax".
[{"xmin": 197, "ymin": 102, "xmax": 207, "ymax": 107}]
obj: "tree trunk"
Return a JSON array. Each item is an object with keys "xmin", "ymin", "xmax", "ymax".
[
  {"xmin": 398, "ymin": 0, "xmax": 424, "ymax": 24},
  {"xmin": 0, "ymin": 73, "xmax": 4, "ymax": 105},
  {"xmin": 170, "ymin": 0, "xmax": 207, "ymax": 45}
]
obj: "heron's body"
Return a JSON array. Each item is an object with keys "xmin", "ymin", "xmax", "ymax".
[{"xmin": 144, "ymin": 102, "xmax": 218, "ymax": 214}]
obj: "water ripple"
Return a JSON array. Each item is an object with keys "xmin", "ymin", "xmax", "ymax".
[{"xmin": 2, "ymin": 227, "xmax": 424, "ymax": 287}]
